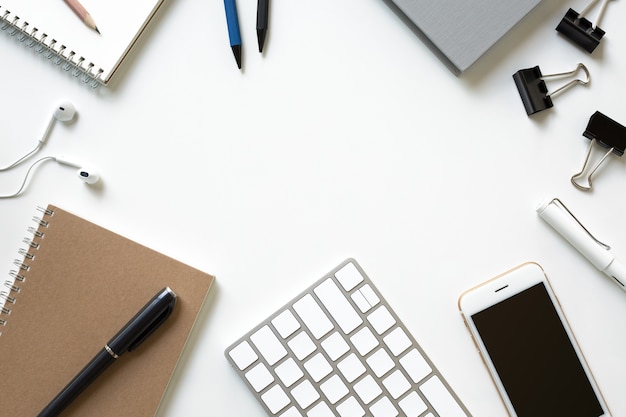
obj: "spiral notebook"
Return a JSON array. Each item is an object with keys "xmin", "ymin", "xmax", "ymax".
[
  {"xmin": 0, "ymin": 0, "xmax": 168, "ymax": 87},
  {"xmin": 0, "ymin": 204, "xmax": 214, "ymax": 416}
]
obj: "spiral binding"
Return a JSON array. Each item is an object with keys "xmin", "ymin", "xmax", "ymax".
[
  {"xmin": 0, "ymin": 7, "xmax": 103, "ymax": 88},
  {"xmin": 0, "ymin": 206, "xmax": 54, "ymax": 337}
]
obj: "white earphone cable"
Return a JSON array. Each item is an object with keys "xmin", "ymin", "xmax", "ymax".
[
  {"xmin": 0, "ymin": 141, "xmax": 46, "ymax": 172},
  {"xmin": 0, "ymin": 156, "xmax": 55, "ymax": 199}
]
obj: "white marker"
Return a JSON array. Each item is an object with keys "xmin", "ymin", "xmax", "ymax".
[{"xmin": 537, "ymin": 198, "xmax": 626, "ymax": 291}]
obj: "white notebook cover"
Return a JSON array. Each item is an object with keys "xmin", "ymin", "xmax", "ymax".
[
  {"xmin": 385, "ymin": 0, "xmax": 544, "ymax": 74},
  {"xmin": 0, "ymin": 0, "xmax": 167, "ymax": 85}
]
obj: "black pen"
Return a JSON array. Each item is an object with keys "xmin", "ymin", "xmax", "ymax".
[
  {"xmin": 256, "ymin": 0, "xmax": 269, "ymax": 53},
  {"xmin": 38, "ymin": 287, "xmax": 177, "ymax": 417}
]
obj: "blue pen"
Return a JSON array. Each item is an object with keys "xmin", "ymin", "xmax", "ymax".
[{"xmin": 224, "ymin": 0, "xmax": 242, "ymax": 69}]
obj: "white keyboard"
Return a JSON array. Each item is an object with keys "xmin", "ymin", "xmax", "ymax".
[{"xmin": 226, "ymin": 259, "xmax": 471, "ymax": 417}]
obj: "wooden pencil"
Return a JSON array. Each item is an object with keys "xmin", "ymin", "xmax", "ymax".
[{"xmin": 63, "ymin": 0, "xmax": 100, "ymax": 34}]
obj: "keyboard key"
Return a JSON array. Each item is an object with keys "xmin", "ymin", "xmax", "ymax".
[
  {"xmin": 245, "ymin": 363, "xmax": 275, "ymax": 392},
  {"xmin": 351, "ymin": 290, "xmax": 372, "ymax": 313},
  {"xmin": 358, "ymin": 284, "xmax": 380, "ymax": 307},
  {"xmin": 275, "ymin": 358, "xmax": 304, "ymax": 387},
  {"xmin": 314, "ymin": 278, "xmax": 362, "ymax": 334},
  {"xmin": 321, "ymin": 332, "xmax": 350, "ymax": 361},
  {"xmin": 293, "ymin": 294, "xmax": 333, "ymax": 339},
  {"xmin": 320, "ymin": 374, "xmax": 349, "ymax": 404},
  {"xmin": 351, "ymin": 284, "xmax": 381, "ymax": 314},
  {"xmin": 228, "ymin": 340, "xmax": 258, "ymax": 370},
  {"xmin": 382, "ymin": 370, "xmax": 411, "ymax": 399},
  {"xmin": 383, "ymin": 327, "xmax": 411, "ymax": 356},
  {"xmin": 398, "ymin": 391, "xmax": 427, "ymax": 417},
  {"xmin": 335, "ymin": 262, "xmax": 364, "ymax": 291},
  {"xmin": 261, "ymin": 385, "xmax": 290, "ymax": 414},
  {"xmin": 420, "ymin": 376, "xmax": 467, "ymax": 417},
  {"xmin": 337, "ymin": 396, "xmax": 365, "ymax": 417},
  {"xmin": 291, "ymin": 380, "xmax": 320, "ymax": 409},
  {"xmin": 354, "ymin": 374, "xmax": 382, "ymax": 405},
  {"xmin": 251, "ymin": 326, "xmax": 288, "ymax": 366},
  {"xmin": 367, "ymin": 306, "xmax": 396, "ymax": 335},
  {"xmin": 288, "ymin": 331, "xmax": 317, "ymax": 360},
  {"xmin": 370, "ymin": 396, "xmax": 398, "ymax": 417},
  {"xmin": 304, "ymin": 352, "xmax": 333, "ymax": 382},
  {"xmin": 399, "ymin": 349, "xmax": 432, "ymax": 384},
  {"xmin": 337, "ymin": 353, "xmax": 366, "ymax": 383},
  {"xmin": 280, "ymin": 406, "xmax": 303, "ymax": 417},
  {"xmin": 350, "ymin": 327, "xmax": 379, "ymax": 356},
  {"xmin": 308, "ymin": 401, "xmax": 335, "ymax": 417},
  {"xmin": 272, "ymin": 310, "xmax": 301, "ymax": 338},
  {"xmin": 366, "ymin": 348, "xmax": 394, "ymax": 378}
]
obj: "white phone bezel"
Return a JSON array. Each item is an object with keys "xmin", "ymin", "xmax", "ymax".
[{"xmin": 458, "ymin": 262, "xmax": 610, "ymax": 417}]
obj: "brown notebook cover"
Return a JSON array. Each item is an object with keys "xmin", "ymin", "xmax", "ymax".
[{"xmin": 0, "ymin": 204, "xmax": 214, "ymax": 416}]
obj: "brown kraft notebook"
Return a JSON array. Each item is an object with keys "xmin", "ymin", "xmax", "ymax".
[{"xmin": 0, "ymin": 204, "xmax": 214, "ymax": 416}]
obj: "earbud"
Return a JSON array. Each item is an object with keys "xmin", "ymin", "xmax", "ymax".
[
  {"xmin": 54, "ymin": 156, "xmax": 100, "ymax": 184},
  {"xmin": 1, "ymin": 103, "xmax": 98, "ymax": 198},
  {"xmin": 53, "ymin": 102, "xmax": 76, "ymax": 122},
  {"xmin": 1, "ymin": 101, "xmax": 78, "ymax": 173},
  {"xmin": 40, "ymin": 101, "xmax": 76, "ymax": 144},
  {"xmin": 1, "ymin": 155, "xmax": 100, "ymax": 199}
]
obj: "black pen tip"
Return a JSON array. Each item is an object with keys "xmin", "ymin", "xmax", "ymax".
[
  {"xmin": 231, "ymin": 45, "xmax": 242, "ymax": 69},
  {"xmin": 257, "ymin": 29, "xmax": 266, "ymax": 53},
  {"xmin": 95, "ymin": 26, "xmax": 101, "ymax": 35}
]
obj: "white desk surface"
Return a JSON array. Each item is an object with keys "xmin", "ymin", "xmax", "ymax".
[{"xmin": 1, "ymin": 0, "xmax": 625, "ymax": 415}]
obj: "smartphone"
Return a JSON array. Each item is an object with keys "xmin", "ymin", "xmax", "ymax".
[{"xmin": 458, "ymin": 262, "xmax": 610, "ymax": 417}]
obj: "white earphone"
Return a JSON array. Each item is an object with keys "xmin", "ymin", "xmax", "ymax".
[
  {"xmin": 0, "ymin": 155, "xmax": 100, "ymax": 199},
  {"xmin": 54, "ymin": 155, "xmax": 100, "ymax": 185},
  {"xmin": 0, "ymin": 101, "xmax": 101, "ymax": 198},
  {"xmin": 0, "ymin": 101, "xmax": 78, "ymax": 172},
  {"xmin": 40, "ymin": 102, "xmax": 77, "ymax": 142}
]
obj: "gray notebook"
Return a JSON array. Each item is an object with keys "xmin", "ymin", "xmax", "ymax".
[{"xmin": 385, "ymin": 0, "xmax": 544, "ymax": 74}]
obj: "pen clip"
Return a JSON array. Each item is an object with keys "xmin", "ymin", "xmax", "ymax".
[
  {"xmin": 127, "ymin": 299, "xmax": 175, "ymax": 352},
  {"xmin": 551, "ymin": 198, "xmax": 611, "ymax": 250}
]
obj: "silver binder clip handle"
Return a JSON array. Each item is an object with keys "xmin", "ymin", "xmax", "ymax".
[
  {"xmin": 578, "ymin": 0, "xmax": 613, "ymax": 29},
  {"xmin": 546, "ymin": 63, "xmax": 591, "ymax": 98},
  {"xmin": 571, "ymin": 138, "xmax": 615, "ymax": 191}
]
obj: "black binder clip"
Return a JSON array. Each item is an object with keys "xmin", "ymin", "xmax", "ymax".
[
  {"xmin": 513, "ymin": 63, "xmax": 590, "ymax": 116},
  {"xmin": 571, "ymin": 111, "xmax": 626, "ymax": 191},
  {"xmin": 556, "ymin": 0, "xmax": 614, "ymax": 53}
]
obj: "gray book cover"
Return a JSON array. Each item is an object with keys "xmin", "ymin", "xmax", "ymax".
[{"xmin": 385, "ymin": 0, "xmax": 544, "ymax": 74}]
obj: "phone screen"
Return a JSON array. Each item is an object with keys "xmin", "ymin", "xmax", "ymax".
[{"xmin": 471, "ymin": 282, "xmax": 604, "ymax": 417}]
